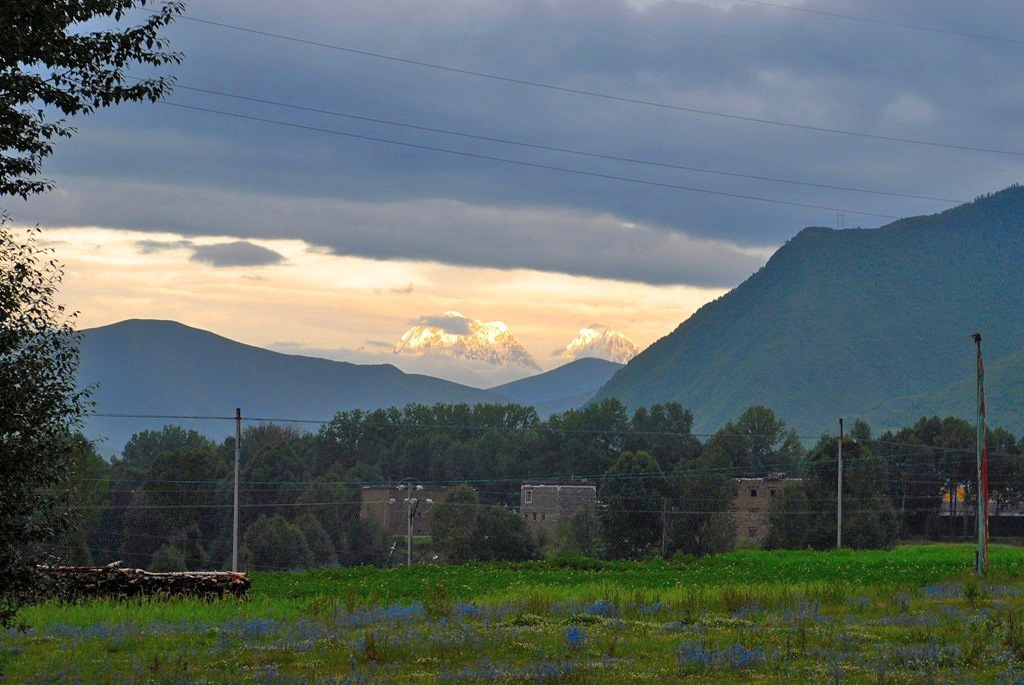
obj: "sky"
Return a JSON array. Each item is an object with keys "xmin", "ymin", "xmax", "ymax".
[{"xmin": 9, "ymin": 0, "xmax": 1024, "ymax": 384}]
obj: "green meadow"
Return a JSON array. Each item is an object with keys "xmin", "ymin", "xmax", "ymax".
[{"xmin": 4, "ymin": 544, "xmax": 1024, "ymax": 682}]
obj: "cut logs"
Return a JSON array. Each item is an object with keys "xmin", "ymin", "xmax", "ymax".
[{"xmin": 40, "ymin": 561, "xmax": 251, "ymax": 600}]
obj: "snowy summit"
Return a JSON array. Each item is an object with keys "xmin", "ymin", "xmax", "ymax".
[
  {"xmin": 561, "ymin": 328, "xmax": 640, "ymax": 364},
  {"xmin": 394, "ymin": 311, "xmax": 541, "ymax": 370}
]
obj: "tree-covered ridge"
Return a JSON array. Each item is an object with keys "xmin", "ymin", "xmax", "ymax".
[{"xmin": 595, "ymin": 185, "xmax": 1024, "ymax": 436}]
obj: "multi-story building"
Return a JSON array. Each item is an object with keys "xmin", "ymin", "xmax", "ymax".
[
  {"xmin": 733, "ymin": 475, "xmax": 800, "ymax": 545},
  {"xmin": 520, "ymin": 482, "xmax": 597, "ymax": 532}
]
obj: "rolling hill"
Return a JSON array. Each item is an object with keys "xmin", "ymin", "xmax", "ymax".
[
  {"xmin": 78, "ymin": 320, "xmax": 508, "ymax": 454},
  {"xmin": 489, "ymin": 357, "xmax": 623, "ymax": 417},
  {"xmin": 595, "ymin": 186, "xmax": 1024, "ymax": 436}
]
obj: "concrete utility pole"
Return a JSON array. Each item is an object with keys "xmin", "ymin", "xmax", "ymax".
[
  {"xmin": 232, "ymin": 407, "xmax": 241, "ymax": 572},
  {"xmin": 660, "ymin": 499, "xmax": 669, "ymax": 558},
  {"xmin": 396, "ymin": 478, "xmax": 422, "ymax": 566},
  {"xmin": 837, "ymin": 418, "xmax": 843, "ymax": 550}
]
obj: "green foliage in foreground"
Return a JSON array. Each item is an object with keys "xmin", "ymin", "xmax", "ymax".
[{"xmin": 5, "ymin": 545, "xmax": 1024, "ymax": 682}]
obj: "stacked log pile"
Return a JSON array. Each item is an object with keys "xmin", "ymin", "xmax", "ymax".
[{"xmin": 41, "ymin": 562, "xmax": 251, "ymax": 600}]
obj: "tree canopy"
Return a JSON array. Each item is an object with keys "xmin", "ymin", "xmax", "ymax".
[
  {"xmin": 0, "ymin": 1, "xmax": 184, "ymax": 198},
  {"xmin": 0, "ymin": 222, "xmax": 88, "ymax": 626},
  {"xmin": 0, "ymin": 0, "xmax": 183, "ymax": 626}
]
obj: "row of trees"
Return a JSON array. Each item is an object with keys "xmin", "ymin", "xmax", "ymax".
[{"xmin": 55, "ymin": 403, "xmax": 1024, "ymax": 571}]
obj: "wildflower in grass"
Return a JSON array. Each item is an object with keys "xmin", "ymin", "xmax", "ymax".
[
  {"xmin": 877, "ymin": 613, "xmax": 939, "ymax": 628},
  {"xmin": 638, "ymin": 601, "xmax": 666, "ymax": 615},
  {"xmin": 527, "ymin": 660, "xmax": 576, "ymax": 680},
  {"xmin": 985, "ymin": 583, "xmax": 1022, "ymax": 598},
  {"xmin": 454, "ymin": 602, "xmax": 481, "ymax": 618},
  {"xmin": 715, "ymin": 643, "xmax": 764, "ymax": 669},
  {"xmin": 677, "ymin": 640, "xmax": 711, "ymax": 668},
  {"xmin": 665, "ymin": 620, "xmax": 703, "ymax": 634},
  {"xmin": 733, "ymin": 601, "xmax": 763, "ymax": 619},
  {"xmin": 782, "ymin": 600, "xmax": 825, "ymax": 625},
  {"xmin": 256, "ymin": 664, "xmax": 280, "ymax": 685},
  {"xmin": 565, "ymin": 626, "xmax": 587, "ymax": 649},
  {"xmin": 921, "ymin": 582, "xmax": 961, "ymax": 600},
  {"xmin": 849, "ymin": 595, "xmax": 871, "ymax": 609},
  {"xmin": 383, "ymin": 603, "xmax": 424, "ymax": 621},
  {"xmin": 585, "ymin": 599, "xmax": 619, "ymax": 617},
  {"xmin": 995, "ymin": 667, "xmax": 1024, "ymax": 684}
]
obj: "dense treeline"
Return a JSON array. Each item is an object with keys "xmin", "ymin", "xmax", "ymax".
[{"xmin": 57, "ymin": 401, "xmax": 1024, "ymax": 571}]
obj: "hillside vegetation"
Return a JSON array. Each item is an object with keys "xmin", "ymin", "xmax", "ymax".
[{"xmin": 596, "ymin": 186, "xmax": 1024, "ymax": 435}]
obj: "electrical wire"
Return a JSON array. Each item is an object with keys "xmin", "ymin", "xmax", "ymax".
[
  {"xmin": 159, "ymin": 101, "xmax": 901, "ymax": 219},
  {"xmin": 167, "ymin": 82, "xmax": 962, "ymax": 205},
  {"xmin": 731, "ymin": 0, "xmax": 1024, "ymax": 47},
  {"xmin": 153, "ymin": 11, "xmax": 1024, "ymax": 158}
]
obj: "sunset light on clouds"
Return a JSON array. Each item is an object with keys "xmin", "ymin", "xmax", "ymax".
[{"xmin": 31, "ymin": 226, "xmax": 728, "ymax": 380}]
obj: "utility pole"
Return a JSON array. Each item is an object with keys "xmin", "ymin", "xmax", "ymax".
[
  {"xmin": 837, "ymin": 418, "xmax": 843, "ymax": 550},
  {"xmin": 972, "ymin": 333, "xmax": 989, "ymax": 575},
  {"xmin": 396, "ymin": 478, "xmax": 422, "ymax": 566},
  {"xmin": 232, "ymin": 407, "xmax": 241, "ymax": 572},
  {"xmin": 660, "ymin": 498, "xmax": 670, "ymax": 558}
]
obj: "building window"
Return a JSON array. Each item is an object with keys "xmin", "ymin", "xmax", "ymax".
[
  {"xmin": 533, "ymin": 513, "xmax": 537, "ymax": 521},
  {"xmin": 750, "ymin": 488, "xmax": 758, "ymax": 497},
  {"xmin": 525, "ymin": 490, "xmax": 533, "ymax": 504},
  {"xmin": 748, "ymin": 528, "xmax": 758, "ymax": 538},
  {"xmin": 541, "ymin": 513, "xmax": 545, "ymax": 520},
  {"xmin": 769, "ymin": 488, "xmax": 776, "ymax": 497}
]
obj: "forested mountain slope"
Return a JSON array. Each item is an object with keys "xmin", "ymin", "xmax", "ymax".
[{"xmin": 595, "ymin": 186, "xmax": 1024, "ymax": 435}]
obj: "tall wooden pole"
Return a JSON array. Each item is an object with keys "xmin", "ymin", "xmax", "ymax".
[
  {"xmin": 232, "ymin": 407, "xmax": 241, "ymax": 572},
  {"xmin": 837, "ymin": 418, "xmax": 843, "ymax": 550},
  {"xmin": 972, "ymin": 333, "xmax": 989, "ymax": 574}
]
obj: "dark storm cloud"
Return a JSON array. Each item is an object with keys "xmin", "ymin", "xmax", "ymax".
[
  {"xmin": 34, "ymin": 181, "xmax": 769, "ymax": 286},
  {"xmin": 188, "ymin": 241, "xmax": 285, "ymax": 267},
  {"xmin": 20, "ymin": 0, "xmax": 1024, "ymax": 284}
]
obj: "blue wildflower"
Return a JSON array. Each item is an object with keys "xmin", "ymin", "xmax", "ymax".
[{"xmin": 565, "ymin": 626, "xmax": 587, "ymax": 649}]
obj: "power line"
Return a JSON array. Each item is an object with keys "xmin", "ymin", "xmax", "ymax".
[
  {"xmin": 168, "ymin": 82, "xmax": 963, "ymax": 205},
  {"xmin": 732, "ymin": 0, "xmax": 1024, "ymax": 47},
  {"xmin": 90, "ymin": 410, "xmax": 1014, "ymax": 458},
  {"xmin": 93, "ymin": 412, "xmax": 238, "ymax": 421},
  {"xmin": 158, "ymin": 11, "xmax": 1024, "ymax": 158},
  {"xmin": 161, "ymin": 101, "xmax": 901, "ymax": 220}
]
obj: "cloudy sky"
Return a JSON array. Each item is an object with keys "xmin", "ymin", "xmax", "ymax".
[{"xmin": 10, "ymin": 0, "xmax": 1024, "ymax": 382}]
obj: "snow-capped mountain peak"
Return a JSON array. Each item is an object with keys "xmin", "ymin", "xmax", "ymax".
[
  {"xmin": 561, "ymin": 327, "xmax": 640, "ymax": 364},
  {"xmin": 395, "ymin": 311, "xmax": 540, "ymax": 370}
]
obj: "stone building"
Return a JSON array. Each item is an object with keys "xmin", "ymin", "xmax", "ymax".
[
  {"xmin": 520, "ymin": 482, "xmax": 597, "ymax": 532},
  {"xmin": 733, "ymin": 475, "xmax": 801, "ymax": 545},
  {"xmin": 359, "ymin": 485, "xmax": 450, "ymax": 537}
]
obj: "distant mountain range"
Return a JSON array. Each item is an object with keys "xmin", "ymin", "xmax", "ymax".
[
  {"xmin": 77, "ymin": 320, "xmax": 621, "ymax": 454},
  {"xmin": 79, "ymin": 187, "xmax": 1024, "ymax": 453},
  {"xmin": 595, "ymin": 186, "xmax": 1024, "ymax": 436}
]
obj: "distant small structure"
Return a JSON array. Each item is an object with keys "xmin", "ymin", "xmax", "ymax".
[
  {"xmin": 733, "ymin": 475, "xmax": 801, "ymax": 545},
  {"xmin": 359, "ymin": 485, "xmax": 451, "ymax": 537},
  {"xmin": 520, "ymin": 482, "xmax": 597, "ymax": 532}
]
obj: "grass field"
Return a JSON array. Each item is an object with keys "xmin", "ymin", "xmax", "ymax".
[{"xmin": 4, "ymin": 544, "xmax": 1024, "ymax": 682}]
